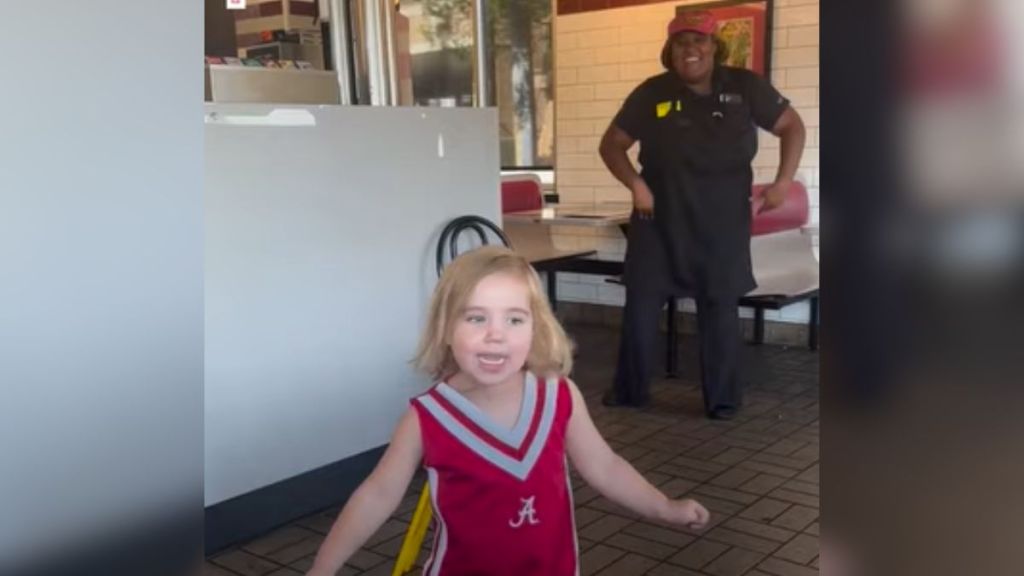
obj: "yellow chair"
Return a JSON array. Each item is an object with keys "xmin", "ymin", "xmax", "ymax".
[{"xmin": 392, "ymin": 483, "xmax": 433, "ymax": 575}]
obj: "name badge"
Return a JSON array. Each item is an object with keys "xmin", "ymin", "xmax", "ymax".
[{"xmin": 719, "ymin": 93, "xmax": 743, "ymax": 104}]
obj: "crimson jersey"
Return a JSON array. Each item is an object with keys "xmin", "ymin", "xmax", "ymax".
[{"xmin": 410, "ymin": 372, "xmax": 579, "ymax": 576}]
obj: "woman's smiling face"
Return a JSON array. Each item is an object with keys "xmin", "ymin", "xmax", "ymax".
[{"xmin": 670, "ymin": 31, "xmax": 717, "ymax": 84}]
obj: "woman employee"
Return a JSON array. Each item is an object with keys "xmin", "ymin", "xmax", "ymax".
[{"xmin": 599, "ymin": 10, "xmax": 806, "ymax": 419}]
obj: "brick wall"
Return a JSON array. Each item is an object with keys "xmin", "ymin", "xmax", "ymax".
[{"xmin": 551, "ymin": 0, "xmax": 819, "ymax": 323}]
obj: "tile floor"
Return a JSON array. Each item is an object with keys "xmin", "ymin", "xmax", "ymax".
[{"xmin": 205, "ymin": 321, "xmax": 819, "ymax": 576}]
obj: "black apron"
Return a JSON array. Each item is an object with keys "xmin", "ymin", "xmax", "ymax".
[{"xmin": 624, "ymin": 70, "xmax": 758, "ymax": 299}]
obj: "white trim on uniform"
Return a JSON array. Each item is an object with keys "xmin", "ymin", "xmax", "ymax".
[
  {"xmin": 416, "ymin": 377, "xmax": 558, "ymax": 481},
  {"xmin": 565, "ymin": 459, "xmax": 580, "ymax": 576},
  {"xmin": 435, "ymin": 372, "xmax": 537, "ymax": 450},
  {"xmin": 425, "ymin": 467, "xmax": 448, "ymax": 576}
]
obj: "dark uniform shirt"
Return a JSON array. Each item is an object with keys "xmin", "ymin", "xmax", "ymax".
[{"xmin": 613, "ymin": 66, "xmax": 789, "ymax": 298}]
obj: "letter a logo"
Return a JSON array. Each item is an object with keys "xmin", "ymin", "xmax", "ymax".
[{"xmin": 509, "ymin": 496, "xmax": 540, "ymax": 528}]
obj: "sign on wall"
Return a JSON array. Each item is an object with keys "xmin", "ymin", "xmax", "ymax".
[{"xmin": 677, "ymin": 0, "xmax": 774, "ymax": 78}]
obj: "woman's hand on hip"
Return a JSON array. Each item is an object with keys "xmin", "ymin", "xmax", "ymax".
[
  {"xmin": 630, "ymin": 178, "xmax": 655, "ymax": 219},
  {"xmin": 757, "ymin": 179, "xmax": 791, "ymax": 214}
]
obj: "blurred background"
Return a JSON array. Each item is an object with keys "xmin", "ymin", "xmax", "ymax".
[{"xmin": 827, "ymin": 0, "xmax": 1024, "ymax": 575}]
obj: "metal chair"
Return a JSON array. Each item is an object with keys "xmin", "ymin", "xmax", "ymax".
[{"xmin": 434, "ymin": 215, "xmax": 511, "ymax": 277}]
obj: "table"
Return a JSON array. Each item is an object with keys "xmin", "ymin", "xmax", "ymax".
[
  {"xmin": 505, "ymin": 201, "xmax": 631, "ymax": 281},
  {"xmin": 502, "ymin": 202, "xmax": 633, "ymax": 227},
  {"xmin": 523, "ymin": 248, "xmax": 598, "ymax": 307},
  {"xmin": 507, "ymin": 203, "xmax": 820, "ymax": 375},
  {"xmin": 503, "ymin": 203, "xmax": 633, "ymax": 309}
]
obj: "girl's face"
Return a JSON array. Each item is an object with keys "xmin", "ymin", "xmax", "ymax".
[
  {"xmin": 670, "ymin": 31, "xmax": 716, "ymax": 84},
  {"xmin": 449, "ymin": 272, "xmax": 534, "ymax": 388}
]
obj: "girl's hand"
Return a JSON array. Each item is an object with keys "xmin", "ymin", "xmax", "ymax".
[{"xmin": 660, "ymin": 497, "xmax": 710, "ymax": 530}]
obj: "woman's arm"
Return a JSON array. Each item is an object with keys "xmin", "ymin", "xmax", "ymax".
[
  {"xmin": 598, "ymin": 124, "xmax": 640, "ymax": 190},
  {"xmin": 306, "ymin": 407, "xmax": 423, "ymax": 576},
  {"xmin": 564, "ymin": 380, "xmax": 708, "ymax": 528},
  {"xmin": 599, "ymin": 124, "xmax": 655, "ymax": 218},
  {"xmin": 773, "ymin": 106, "xmax": 807, "ymax": 183},
  {"xmin": 759, "ymin": 106, "xmax": 807, "ymax": 213}
]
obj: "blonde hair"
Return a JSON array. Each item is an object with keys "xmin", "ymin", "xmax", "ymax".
[{"xmin": 413, "ymin": 245, "xmax": 574, "ymax": 380}]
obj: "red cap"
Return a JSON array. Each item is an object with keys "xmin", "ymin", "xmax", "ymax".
[{"xmin": 667, "ymin": 10, "xmax": 717, "ymax": 36}]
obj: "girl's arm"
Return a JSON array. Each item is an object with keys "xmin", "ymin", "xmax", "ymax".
[
  {"xmin": 564, "ymin": 380, "xmax": 708, "ymax": 529},
  {"xmin": 306, "ymin": 407, "xmax": 423, "ymax": 576}
]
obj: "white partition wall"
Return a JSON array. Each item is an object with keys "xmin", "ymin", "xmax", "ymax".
[
  {"xmin": 204, "ymin": 104, "xmax": 499, "ymax": 505},
  {"xmin": 2, "ymin": 1, "xmax": 202, "ymax": 568}
]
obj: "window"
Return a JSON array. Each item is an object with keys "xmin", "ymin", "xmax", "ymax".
[{"xmin": 400, "ymin": 0, "xmax": 553, "ymax": 168}]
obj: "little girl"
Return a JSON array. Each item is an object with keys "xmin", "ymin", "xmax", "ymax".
[{"xmin": 307, "ymin": 246, "xmax": 708, "ymax": 576}]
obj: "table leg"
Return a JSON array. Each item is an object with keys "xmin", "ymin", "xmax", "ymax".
[
  {"xmin": 753, "ymin": 308, "xmax": 765, "ymax": 345},
  {"xmin": 808, "ymin": 295, "xmax": 819, "ymax": 350},
  {"xmin": 665, "ymin": 297, "xmax": 678, "ymax": 378},
  {"xmin": 547, "ymin": 271, "xmax": 557, "ymax": 311}
]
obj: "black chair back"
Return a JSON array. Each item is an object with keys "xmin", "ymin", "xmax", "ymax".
[{"xmin": 435, "ymin": 215, "xmax": 511, "ymax": 278}]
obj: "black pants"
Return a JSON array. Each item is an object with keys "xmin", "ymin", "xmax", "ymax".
[{"xmin": 611, "ymin": 285, "xmax": 742, "ymax": 413}]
